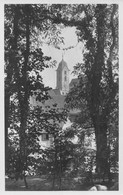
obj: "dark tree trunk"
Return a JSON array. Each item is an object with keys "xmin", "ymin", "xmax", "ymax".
[
  {"xmin": 59, "ymin": 141, "xmax": 62, "ymax": 190},
  {"xmin": 53, "ymin": 141, "xmax": 57, "ymax": 190},
  {"xmin": 5, "ymin": 5, "xmax": 19, "ymax": 173},
  {"xmin": 18, "ymin": 5, "xmax": 30, "ymax": 189},
  {"xmin": 95, "ymin": 120, "xmax": 110, "ymax": 178},
  {"xmin": 23, "ymin": 172, "xmax": 28, "ymax": 189},
  {"xmin": 52, "ymin": 173, "xmax": 55, "ymax": 190},
  {"xmin": 88, "ymin": 5, "xmax": 110, "ymax": 178},
  {"xmin": 5, "ymin": 92, "xmax": 10, "ymax": 173}
]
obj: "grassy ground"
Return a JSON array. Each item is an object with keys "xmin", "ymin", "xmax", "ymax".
[
  {"xmin": 5, "ymin": 175, "xmax": 118, "ymax": 191},
  {"xmin": 5, "ymin": 175, "xmax": 83, "ymax": 191}
]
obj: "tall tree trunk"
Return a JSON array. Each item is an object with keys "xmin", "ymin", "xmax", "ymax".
[
  {"xmin": 5, "ymin": 5, "xmax": 19, "ymax": 173},
  {"xmin": 95, "ymin": 120, "xmax": 110, "ymax": 178},
  {"xmin": 59, "ymin": 141, "xmax": 62, "ymax": 190},
  {"xmin": 23, "ymin": 171, "xmax": 28, "ymax": 189},
  {"xmin": 5, "ymin": 91, "xmax": 10, "ymax": 173},
  {"xmin": 89, "ymin": 5, "xmax": 109, "ymax": 177},
  {"xmin": 52, "ymin": 173, "xmax": 55, "ymax": 190},
  {"xmin": 18, "ymin": 5, "xmax": 30, "ymax": 189}
]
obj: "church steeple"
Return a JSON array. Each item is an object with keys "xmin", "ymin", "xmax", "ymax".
[{"xmin": 56, "ymin": 57, "xmax": 69, "ymax": 95}]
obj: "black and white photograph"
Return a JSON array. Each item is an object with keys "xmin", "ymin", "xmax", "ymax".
[{"xmin": 4, "ymin": 1, "xmax": 119, "ymax": 191}]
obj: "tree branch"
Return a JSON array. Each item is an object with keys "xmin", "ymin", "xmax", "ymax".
[{"xmin": 108, "ymin": 4, "xmax": 118, "ymax": 63}]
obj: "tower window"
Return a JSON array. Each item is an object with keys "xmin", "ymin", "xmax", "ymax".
[
  {"xmin": 64, "ymin": 70, "xmax": 67, "ymax": 75},
  {"xmin": 65, "ymin": 75, "xmax": 67, "ymax": 81},
  {"xmin": 42, "ymin": 133, "xmax": 49, "ymax": 141}
]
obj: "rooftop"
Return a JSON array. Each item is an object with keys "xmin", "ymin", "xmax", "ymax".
[{"xmin": 56, "ymin": 59, "xmax": 70, "ymax": 72}]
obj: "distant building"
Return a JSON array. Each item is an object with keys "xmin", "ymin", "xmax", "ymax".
[
  {"xmin": 56, "ymin": 57, "xmax": 70, "ymax": 95},
  {"xmin": 69, "ymin": 78, "xmax": 78, "ymax": 90},
  {"xmin": 31, "ymin": 58, "xmax": 73, "ymax": 108},
  {"xmin": 30, "ymin": 58, "xmax": 95, "ymax": 150}
]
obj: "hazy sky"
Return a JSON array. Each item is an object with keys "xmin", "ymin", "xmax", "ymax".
[{"xmin": 41, "ymin": 27, "xmax": 83, "ymax": 89}]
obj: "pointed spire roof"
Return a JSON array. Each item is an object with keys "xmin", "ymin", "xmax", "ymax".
[{"xmin": 56, "ymin": 58, "xmax": 70, "ymax": 71}]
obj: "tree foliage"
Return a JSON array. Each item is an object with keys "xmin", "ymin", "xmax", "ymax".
[
  {"xmin": 5, "ymin": 4, "xmax": 119, "ymax": 189},
  {"xmin": 65, "ymin": 4, "xmax": 118, "ymax": 177},
  {"xmin": 5, "ymin": 4, "xmax": 65, "ymax": 187}
]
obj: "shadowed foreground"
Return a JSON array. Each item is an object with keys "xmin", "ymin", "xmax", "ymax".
[{"xmin": 5, "ymin": 175, "xmax": 118, "ymax": 191}]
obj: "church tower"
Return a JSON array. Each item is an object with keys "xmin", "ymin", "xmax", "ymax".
[{"xmin": 56, "ymin": 57, "xmax": 69, "ymax": 95}]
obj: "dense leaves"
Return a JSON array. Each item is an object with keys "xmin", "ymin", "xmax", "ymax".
[
  {"xmin": 5, "ymin": 4, "xmax": 65, "ymax": 187},
  {"xmin": 5, "ymin": 4, "xmax": 118, "ymax": 190},
  {"xmin": 66, "ymin": 4, "xmax": 118, "ymax": 177}
]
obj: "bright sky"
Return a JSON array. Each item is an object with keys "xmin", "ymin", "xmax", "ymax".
[{"xmin": 41, "ymin": 27, "xmax": 84, "ymax": 89}]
